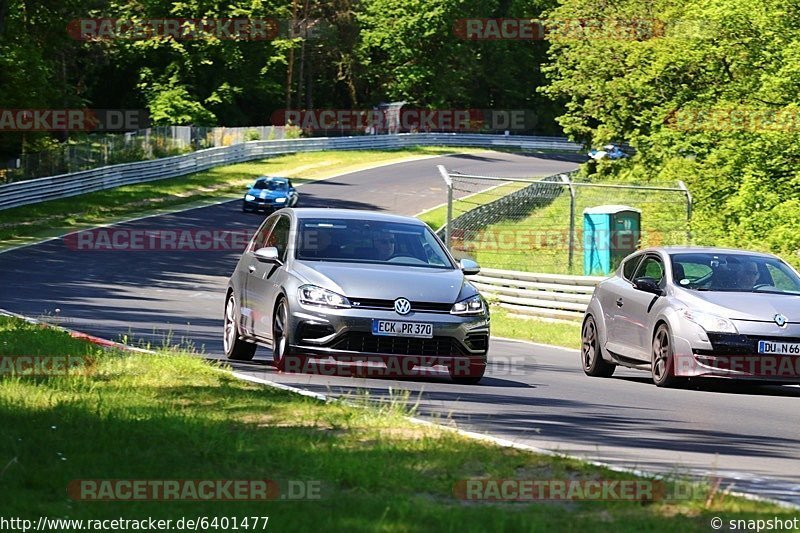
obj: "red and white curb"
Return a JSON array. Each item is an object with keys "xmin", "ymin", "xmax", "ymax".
[{"xmin": 0, "ymin": 308, "xmax": 154, "ymax": 354}]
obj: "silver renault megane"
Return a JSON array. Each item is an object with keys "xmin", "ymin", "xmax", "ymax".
[
  {"xmin": 224, "ymin": 208, "xmax": 490, "ymax": 383},
  {"xmin": 582, "ymin": 246, "xmax": 800, "ymax": 387}
]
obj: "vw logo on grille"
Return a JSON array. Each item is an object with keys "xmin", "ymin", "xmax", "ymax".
[
  {"xmin": 394, "ymin": 298, "xmax": 411, "ymax": 315},
  {"xmin": 774, "ymin": 314, "xmax": 788, "ymax": 327}
]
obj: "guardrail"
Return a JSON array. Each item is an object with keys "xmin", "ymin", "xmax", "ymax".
[
  {"xmin": 468, "ymin": 268, "xmax": 605, "ymax": 321},
  {"xmin": 0, "ymin": 133, "xmax": 582, "ymax": 211}
]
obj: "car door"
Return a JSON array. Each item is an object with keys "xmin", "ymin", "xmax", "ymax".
[
  {"xmin": 603, "ymin": 254, "xmax": 643, "ymax": 357},
  {"xmin": 614, "ymin": 254, "xmax": 666, "ymax": 360},
  {"xmin": 247, "ymin": 215, "xmax": 292, "ymax": 340},
  {"xmin": 240, "ymin": 214, "xmax": 278, "ymax": 336}
]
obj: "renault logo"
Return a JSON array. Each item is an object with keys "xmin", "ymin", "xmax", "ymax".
[
  {"xmin": 394, "ymin": 298, "xmax": 411, "ymax": 315},
  {"xmin": 774, "ymin": 314, "xmax": 788, "ymax": 327}
]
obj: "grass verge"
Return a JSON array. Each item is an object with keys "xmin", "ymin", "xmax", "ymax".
[
  {"xmin": 0, "ymin": 315, "xmax": 793, "ymax": 531},
  {"xmin": 446, "ymin": 181, "xmax": 689, "ymax": 275},
  {"xmin": 0, "ymin": 147, "xmax": 472, "ymax": 249},
  {"xmin": 490, "ymin": 307, "xmax": 582, "ymax": 350},
  {"xmin": 417, "ymin": 182, "xmax": 527, "ymax": 231}
]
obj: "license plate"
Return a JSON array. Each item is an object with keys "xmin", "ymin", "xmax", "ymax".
[
  {"xmin": 372, "ymin": 320, "xmax": 433, "ymax": 338},
  {"xmin": 758, "ymin": 341, "xmax": 800, "ymax": 355}
]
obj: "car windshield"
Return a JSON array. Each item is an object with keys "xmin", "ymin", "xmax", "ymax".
[
  {"xmin": 253, "ymin": 179, "xmax": 287, "ymax": 191},
  {"xmin": 296, "ymin": 218, "xmax": 454, "ymax": 269},
  {"xmin": 670, "ymin": 252, "xmax": 800, "ymax": 294}
]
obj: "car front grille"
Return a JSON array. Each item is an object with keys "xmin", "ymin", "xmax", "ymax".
[
  {"xmin": 703, "ymin": 333, "xmax": 800, "ymax": 355},
  {"xmin": 349, "ymin": 298, "xmax": 453, "ymax": 313},
  {"xmin": 328, "ymin": 332, "xmax": 469, "ymax": 356}
]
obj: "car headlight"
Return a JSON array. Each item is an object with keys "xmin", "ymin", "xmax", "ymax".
[
  {"xmin": 244, "ymin": 194, "xmax": 255, "ymax": 201},
  {"xmin": 298, "ymin": 285, "xmax": 351, "ymax": 309},
  {"xmin": 451, "ymin": 295, "xmax": 485, "ymax": 315},
  {"xmin": 682, "ymin": 309, "xmax": 738, "ymax": 333},
  {"xmin": 275, "ymin": 197, "xmax": 287, "ymax": 203}
]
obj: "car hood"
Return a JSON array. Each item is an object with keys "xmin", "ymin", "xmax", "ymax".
[
  {"xmin": 247, "ymin": 188, "xmax": 288, "ymax": 198},
  {"xmin": 676, "ymin": 289, "xmax": 800, "ymax": 322},
  {"xmin": 293, "ymin": 261, "xmax": 468, "ymax": 303}
]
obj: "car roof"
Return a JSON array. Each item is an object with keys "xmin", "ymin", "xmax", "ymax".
[
  {"xmin": 641, "ymin": 246, "xmax": 777, "ymax": 258},
  {"xmin": 255, "ymin": 176, "xmax": 289, "ymax": 182},
  {"xmin": 290, "ymin": 208, "xmax": 425, "ymax": 225}
]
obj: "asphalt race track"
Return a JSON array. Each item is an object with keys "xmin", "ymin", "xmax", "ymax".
[{"xmin": 2, "ymin": 151, "xmax": 799, "ymax": 507}]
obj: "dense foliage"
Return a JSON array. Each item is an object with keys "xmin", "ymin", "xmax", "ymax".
[
  {"xmin": 542, "ymin": 0, "xmax": 800, "ymax": 264},
  {"xmin": 2, "ymin": 0, "xmax": 797, "ymax": 262},
  {"xmin": 0, "ymin": 0, "xmax": 559, "ymax": 158}
]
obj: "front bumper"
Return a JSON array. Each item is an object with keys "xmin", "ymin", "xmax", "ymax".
[
  {"xmin": 243, "ymin": 198, "xmax": 287, "ymax": 211},
  {"xmin": 288, "ymin": 303, "xmax": 489, "ymax": 366},
  {"xmin": 673, "ymin": 332, "xmax": 800, "ymax": 382}
]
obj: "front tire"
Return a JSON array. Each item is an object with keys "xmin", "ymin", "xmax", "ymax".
[
  {"xmin": 652, "ymin": 323, "xmax": 684, "ymax": 388},
  {"xmin": 272, "ymin": 298, "xmax": 305, "ymax": 372},
  {"xmin": 582, "ymin": 315, "xmax": 615, "ymax": 377},
  {"xmin": 224, "ymin": 293, "xmax": 256, "ymax": 361}
]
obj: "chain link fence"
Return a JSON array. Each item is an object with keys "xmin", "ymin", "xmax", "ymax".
[{"xmin": 437, "ymin": 166, "xmax": 692, "ymax": 275}]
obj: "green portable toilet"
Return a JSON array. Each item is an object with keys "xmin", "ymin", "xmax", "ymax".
[{"xmin": 583, "ymin": 205, "xmax": 641, "ymax": 276}]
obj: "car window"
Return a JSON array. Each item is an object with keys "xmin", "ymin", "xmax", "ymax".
[
  {"xmin": 296, "ymin": 218, "xmax": 453, "ymax": 269},
  {"xmin": 633, "ymin": 255, "xmax": 664, "ymax": 283},
  {"xmin": 248, "ymin": 215, "xmax": 278, "ymax": 252},
  {"xmin": 622, "ymin": 255, "xmax": 642, "ymax": 281},
  {"xmin": 766, "ymin": 264, "xmax": 797, "ymax": 291},
  {"xmin": 265, "ymin": 216, "xmax": 291, "ymax": 261},
  {"xmin": 252, "ymin": 180, "xmax": 267, "ymax": 190},
  {"xmin": 669, "ymin": 253, "xmax": 800, "ymax": 293}
]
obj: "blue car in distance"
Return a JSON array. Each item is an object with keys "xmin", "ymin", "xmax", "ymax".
[{"xmin": 242, "ymin": 176, "xmax": 299, "ymax": 213}]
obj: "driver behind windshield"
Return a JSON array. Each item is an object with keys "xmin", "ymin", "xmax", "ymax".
[
  {"xmin": 372, "ymin": 230, "xmax": 396, "ymax": 260},
  {"xmin": 734, "ymin": 260, "xmax": 760, "ymax": 290}
]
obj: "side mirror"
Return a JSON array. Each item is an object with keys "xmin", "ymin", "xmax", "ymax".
[
  {"xmin": 459, "ymin": 258, "xmax": 481, "ymax": 276},
  {"xmin": 254, "ymin": 247, "xmax": 281, "ymax": 264},
  {"xmin": 633, "ymin": 277, "xmax": 663, "ymax": 295}
]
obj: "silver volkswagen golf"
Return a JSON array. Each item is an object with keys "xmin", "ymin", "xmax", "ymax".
[
  {"xmin": 224, "ymin": 208, "xmax": 490, "ymax": 383},
  {"xmin": 582, "ymin": 246, "xmax": 800, "ymax": 387}
]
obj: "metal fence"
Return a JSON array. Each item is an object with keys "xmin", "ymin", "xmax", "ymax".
[
  {"xmin": 437, "ymin": 166, "xmax": 692, "ymax": 275},
  {"xmin": 1, "ymin": 126, "xmax": 300, "ymax": 182},
  {"xmin": 0, "ymin": 134, "xmax": 581, "ymax": 211}
]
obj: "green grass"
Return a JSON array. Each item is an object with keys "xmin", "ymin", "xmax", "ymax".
[
  {"xmin": 418, "ymin": 182, "xmax": 527, "ymax": 231},
  {"xmin": 1, "ymin": 315, "xmax": 791, "ymax": 531},
  {"xmin": 0, "ymin": 147, "xmax": 471, "ymax": 249},
  {"xmin": 451, "ymin": 181, "xmax": 689, "ymax": 275},
  {"xmin": 417, "ymin": 174, "xmax": 689, "ymax": 275},
  {"xmin": 490, "ymin": 307, "xmax": 582, "ymax": 350}
]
